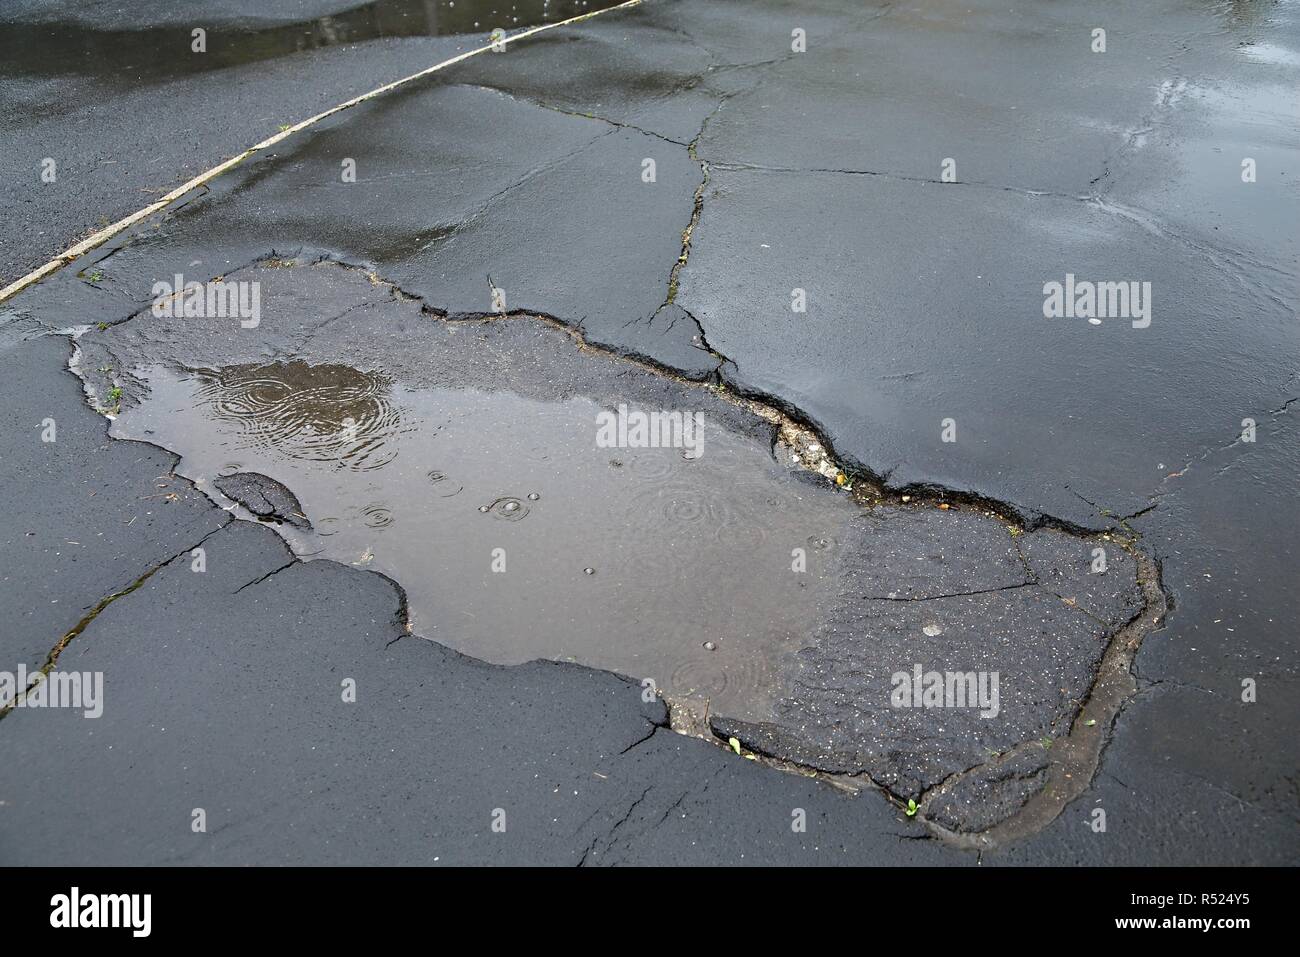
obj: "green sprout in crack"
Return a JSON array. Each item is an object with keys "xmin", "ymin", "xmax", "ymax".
[
  {"xmin": 86, "ymin": 270, "xmax": 104, "ymax": 283},
  {"xmin": 905, "ymin": 798, "xmax": 918, "ymax": 818},
  {"xmin": 96, "ymin": 322, "xmax": 109, "ymax": 331}
]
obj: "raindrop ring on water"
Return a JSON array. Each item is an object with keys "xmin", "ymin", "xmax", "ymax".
[
  {"xmin": 483, "ymin": 496, "xmax": 529, "ymax": 521},
  {"xmin": 360, "ymin": 503, "xmax": 394, "ymax": 529},
  {"xmin": 427, "ymin": 469, "xmax": 463, "ymax": 497}
]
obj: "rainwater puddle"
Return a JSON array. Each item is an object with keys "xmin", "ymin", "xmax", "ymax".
[
  {"xmin": 115, "ymin": 359, "xmax": 859, "ymax": 723},
  {"xmin": 0, "ymin": 1, "xmax": 612, "ymax": 79}
]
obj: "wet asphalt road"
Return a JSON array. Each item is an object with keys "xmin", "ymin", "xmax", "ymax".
[{"xmin": 0, "ymin": 0, "xmax": 1296, "ymax": 864}]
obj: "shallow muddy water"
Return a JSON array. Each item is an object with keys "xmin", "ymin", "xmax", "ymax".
[{"xmin": 116, "ymin": 359, "xmax": 859, "ymax": 722}]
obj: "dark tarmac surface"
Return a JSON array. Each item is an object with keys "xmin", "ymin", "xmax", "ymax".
[
  {"xmin": 1, "ymin": 0, "xmax": 616, "ymax": 285},
  {"xmin": 0, "ymin": 0, "xmax": 1296, "ymax": 864}
]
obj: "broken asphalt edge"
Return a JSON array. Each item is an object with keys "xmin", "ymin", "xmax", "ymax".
[{"xmin": 53, "ymin": 253, "xmax": 1172, "ymax": 850}]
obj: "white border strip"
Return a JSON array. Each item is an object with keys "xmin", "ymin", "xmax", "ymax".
[{"xmin": 0, "ymin": 0, "xmax": 642, "ymax": 304}]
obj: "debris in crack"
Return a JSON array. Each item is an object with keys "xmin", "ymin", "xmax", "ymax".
[
  {"xmin": 923, "ymin": 747, "xmax": 1053, "ymax": 834},
  {"xmin": 664, "ymin": 98, "xmax": 718, "ymax": 307}
]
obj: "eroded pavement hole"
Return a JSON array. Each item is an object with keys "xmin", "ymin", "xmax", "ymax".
[{"xmin": 71, "ymin": 259, "xmax": 1162, "ymax": 843}]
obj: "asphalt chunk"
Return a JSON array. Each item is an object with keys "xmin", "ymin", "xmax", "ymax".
[{"xmin": 214, "ymin": 471, "xmax": 312, "ymax": 529}]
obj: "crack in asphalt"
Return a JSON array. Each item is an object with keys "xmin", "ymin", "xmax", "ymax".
[
  {"xmin": 463, "ymin": 82, "xmax": 692, "ymax": 146},
  {"xmin": 618, "ymin": 716, "xmax": 667, "ymax": 755},
  {"xmin": 582, "ymin": 766, "xmax": 723, "ymax": 865},
  {"xmin": 1145, "ymin": 390, "xmax": 1299, "ymax": 505},
  {"xmin": 435, "ymin": 126, "xmax": 623, "ymax": 247},
  {"xmin": 691, "ymin": 164, "xmax": 1282, "ymax": 303},
  {"xmin": 663, "ymin": 93, "xmax": 725, "ymax": 307},
  {"xmin": 233, "ymin": 559, "xmax": 299, "ymax": 595},
  {"xmin": 705, "ymin": 159, "xmax": 1086, "ymax": 204},
  {"xmin": 0, "ymin": 519, "xmax": 231, "ymax": 722},
  {"xmin": 862, "ymin": 582, "xmax": 1038, "ymax": 602},
  {"xmin": 577, "ymin": 784, "xmax": 653, "ymax": 866}
]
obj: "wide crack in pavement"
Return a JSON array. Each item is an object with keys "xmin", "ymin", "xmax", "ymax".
[{"xmin": 58, "ymin": 258, "xmax": 1163, "ymax": 841}]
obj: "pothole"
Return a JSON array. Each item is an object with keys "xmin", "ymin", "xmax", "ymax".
[
  {"xmin": 69, "ymin": 258, "xmax": 1160, "ymax": 841},
  {"xmin": 115, "ymin": 357, "xmax": 850, "ymax": 720}
]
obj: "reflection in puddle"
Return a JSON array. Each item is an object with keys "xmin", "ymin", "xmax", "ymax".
[
  {"xmin": 117, "ymin": 361, "xmax": 859, "ymax": 723},
  {"xmin": 1240, "ymin": 42, "xmax": 1300, "ymax": 68},
  {"xmin": 0, "ymin": 1, "xmax": 610, "ymax": 78},
  {"xmin": 195, "ymin": 361, "xmax": 406, "ymax": 471}
]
